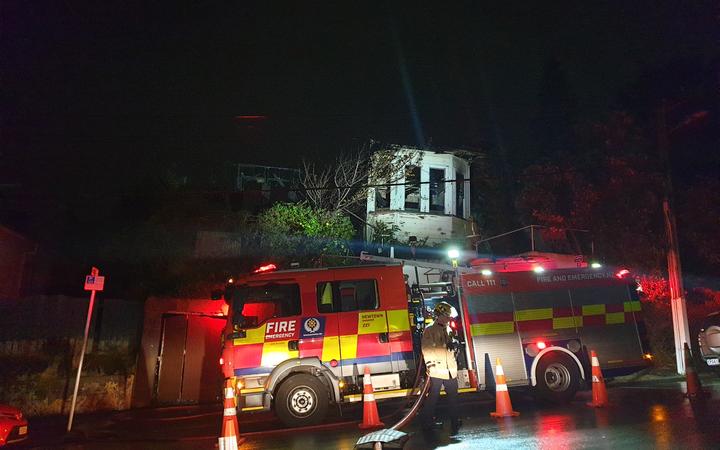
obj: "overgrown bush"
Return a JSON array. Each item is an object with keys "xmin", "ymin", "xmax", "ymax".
[
  {"xmin": 0, "ymin": 339, "xmax": 136, "ymax": 416},
  {"xmin": 257, "ymin": 202, "xmax": 355, "ymax": 265},
  {"xmin": 638, "ymin": 274, "xmax": 720, "ymax": 371}
]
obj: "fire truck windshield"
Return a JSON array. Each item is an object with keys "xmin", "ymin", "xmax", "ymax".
[{"xmin": 229, "ymin": 283, "xmax": 301, "ymax": 328}]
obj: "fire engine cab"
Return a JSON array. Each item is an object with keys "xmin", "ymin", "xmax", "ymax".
[{"xmin": 217, "ymin": 254, "xmax": 650, "ymax": 427}]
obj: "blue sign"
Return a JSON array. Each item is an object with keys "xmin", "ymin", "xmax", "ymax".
[{"xmin": 300, "ymin": 317, "xmax": 325, "ymax": 338}]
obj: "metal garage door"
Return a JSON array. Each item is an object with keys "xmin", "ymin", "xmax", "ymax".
[{"xmin": 156, "ymin": 313, "xmax": 225, "ymax": 404}]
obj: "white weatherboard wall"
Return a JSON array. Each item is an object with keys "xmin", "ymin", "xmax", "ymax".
[
  {"xmin": 369, "ymin": 211, "xmax": 470, "ymax": 246},
  {"xmin": 367, "ymin": 148, "xmax": 471, "ymax": 246}
]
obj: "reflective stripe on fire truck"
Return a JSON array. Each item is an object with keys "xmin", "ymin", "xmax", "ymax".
[
  {"xmin": 231, "ymin": 309, "xmax": 413, "ymax": 377},
  {"xmin": 344, "ymin": 387, "xmax": 478, "ymax": 403},
  {"xmin": 469, "ymin": 301, "xmax": 643, "ymax": 336},
  {"xmin": 514, "ymin": 308, "xmax": 553, "ymax": 322},
  {"xmin": 623, "ymin": 301, "xmax": 642, "ymax": 312},
  {"xmin": 387, "ymin": 309, "xmax": 411, "ymax": 332}
]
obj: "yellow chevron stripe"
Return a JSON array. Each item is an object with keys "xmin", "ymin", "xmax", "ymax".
[
  {"xmin": 358, "ymin": 311, "xmax": 388, "ymax": 335},
  {"xmin": 623, "ymin": 301, "xmax": 642, "ymax": 312},
  {"xmin": 605, "ymin": 312, "xmax": 625, "ymax": 325},
  {"xmin": 321, "ymin": 335, "xmax": 340, "ymax": 361},
  {"xmin": 471, "ymin": 321, "xmax": 514, "ymax": 336},
  {"xmin": 339, "ymin": 334, "xmax": 358, "ymax": 360},
  {"xmin": 233, "ymin": 324, "xmax": 267, "ymax": 345},
  {"xmin": 514, "ymin": 308, "xmax": 553, "ymax": 321},
  {"xmin": 582, "ymin": 304, "xmax": 606, "ymax": 315},
  {"xmin": 240, "ymin": 387, "xmax": 264, "ymax": 394},
  {"xmin": 387, "ymin": 309, "xmax": 411, "ymax": 332},
  {"xmin": 553, "ymin": 316, "xmax": 582, "ymax": 329}
]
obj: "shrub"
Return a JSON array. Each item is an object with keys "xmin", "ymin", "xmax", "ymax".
[{"xmin": 637, "ymin": 273, "xmax": 720, "ymax": 370}]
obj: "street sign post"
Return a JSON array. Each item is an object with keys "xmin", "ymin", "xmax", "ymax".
[
  {"xmin": 67, "ymin": 267, "xmax": 104, "ymax": 432},
  {"xmin": 84, "ymin": 274, "xmax": 105, "ymax": 292}
]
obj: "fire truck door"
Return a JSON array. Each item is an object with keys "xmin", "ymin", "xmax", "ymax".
[
  {"xmin": 315, "ymin": 281, "xmax": 342, "ymax": 378},
  {"xmin": 336, "ymin": 280, "xmax": 393, "ymax": 378}
]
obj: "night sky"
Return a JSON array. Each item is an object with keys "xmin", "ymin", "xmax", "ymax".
[{"xmin": 2, "ymin": 2, "xmax": 719, "ymax": 240}]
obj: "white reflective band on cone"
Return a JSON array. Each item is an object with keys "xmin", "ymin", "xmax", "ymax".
[
  {"xmin": 496, "ymin": 384, "xmax": 508, "ymax": 391},
  {"xmin": 364, "ymin": 373, "xmax": 371, "ymax": 384},
  {"xmin": 224, "ymin": 407, "xmax": 237, "ymax": 416},
  {"xmin": 364, "ymin": 393, "xmax": 375, "ymax": 402},
  {"xmin": 225, "ymin": 387, "xmax": 235, "ymax": 398},
  {"xmin": 219, "ymin": 436, "xmax": 239, "ymax": 450},
  {"xmin": 591, "ymin": 356, "xmax": 599, "ymax": 366},
  {"xmin": 496, "ymin": 365, "xmax": 505, "ymax": 376}
]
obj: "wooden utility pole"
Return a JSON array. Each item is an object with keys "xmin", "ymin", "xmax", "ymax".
[{"xmin": 658, "ymin": 101, "xmax": 691, "ymax": 375}]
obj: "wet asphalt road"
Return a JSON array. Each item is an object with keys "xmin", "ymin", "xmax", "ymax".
[{"xmin": 16, "ymin": 376, "xmax": 720, "ymax": 450}]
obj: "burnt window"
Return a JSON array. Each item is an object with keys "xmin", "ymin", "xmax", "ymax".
[
  {"xmin": 375, "ymin": 186, "xmax": 390, "ymax": 209},
  {"xmin": 429, "ymin": 168, "xmax": 445, "ymax": 212},
  {"xmin": 456, "ymin": 171, "xmax": 465, "ymax": 217},
  {"xmin": 316, "ymin": 279, "xmax": 379, "ymax": 313},
  {"xmin": 404, "ymin": 166, "xmax": 420, "ymax": 211}
]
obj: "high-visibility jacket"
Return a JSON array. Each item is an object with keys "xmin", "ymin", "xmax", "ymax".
[{"xmin": 421, "ymin": 322, "xmax": 458, "ymax": 380}]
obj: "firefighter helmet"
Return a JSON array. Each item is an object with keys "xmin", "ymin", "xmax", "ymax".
[{"xmin": 433, "ymin": 301, "xmax": 457, "ymax": 318}]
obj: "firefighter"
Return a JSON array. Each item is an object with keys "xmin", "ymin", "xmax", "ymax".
[{"xmin": 420, "ymin": 301, "xmax": 462, "ymax": 437}]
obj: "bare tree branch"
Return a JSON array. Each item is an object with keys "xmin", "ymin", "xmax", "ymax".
[{"xmin": 300, "ymin": 142, "xmax": 423, "ymax": 214}]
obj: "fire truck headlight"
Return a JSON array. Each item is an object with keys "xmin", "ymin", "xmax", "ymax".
[
  {"xmin": 566, "ymin": 340, "xmax": 581, "ymax": 353},
  {"xmin": 525, "ymin": 343, "xmax": 539, "ymax": 357}
]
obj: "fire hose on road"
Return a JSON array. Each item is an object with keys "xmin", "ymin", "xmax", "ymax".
[
  {"xmin": 389, "ymin": 370, "xmax": 431, "ymax": 431},
  {"xmin": 355, "ymin": 358, "xmax": 432, "ymax": 449}
]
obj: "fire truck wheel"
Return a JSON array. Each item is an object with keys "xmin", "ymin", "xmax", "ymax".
[
  {"xmin": 275, "ymin": 373, "xmax": 329, "ymax": 427},
  {"xmin": 534, "ymin": 351, "xmax": 580, "ymax": 403}
]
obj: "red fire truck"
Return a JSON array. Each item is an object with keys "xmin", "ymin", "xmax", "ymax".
[{"xmin": 217, "ymin": 253, "xmax": 650, "ymax": 427}]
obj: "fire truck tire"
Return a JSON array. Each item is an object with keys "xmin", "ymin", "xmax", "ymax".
[
  {"xmin": 534, "ymin": 351, "xmax": 580, "ymax": 403},
  {"xmin": 274, "ymin": 373, "xmax": 329, "ymax": 427}
]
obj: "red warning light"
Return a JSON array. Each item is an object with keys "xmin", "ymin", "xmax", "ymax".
[
  {"xmin": 253, "ymin": 263, "xmax": 277, "ymax": 273},
  {"xmin": 615, "ymin": 269, "xmax": 630, "ymax": 278},
  {"xmin": 536, "ymin": 341, "xmax": 547, "ymax": 350},
  {"xmin": 219, "ymin": 357, "xmax": 224, "ymax": 366},
  {"xmin": 449, "ymin": 321, "xmax": 457, "ymax": 329}
]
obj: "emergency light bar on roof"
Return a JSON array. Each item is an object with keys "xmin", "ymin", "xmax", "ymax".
[
  {"xmin": 469, "ymin": 251, "xmax": 588, "ymax": 273},
  {"xmin": 253, "ymin": 263, "xmax": 277, "ymax": 273}
]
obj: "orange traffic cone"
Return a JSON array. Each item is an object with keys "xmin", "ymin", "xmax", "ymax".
[
  {"xmin": 586, "ymin": 350, "xmax": 608, "ymax": 408},
  {"xmin": 218, "ymin": 379, "xmax": 244, "ymax": 450},
  {"xmin": 684, "ymin": 343, "xmax": 702, "ymax": 398},
  {"xmin": 490, "ymin": 357, "xmax": 519, "ymax": 418},
  {"xmin": 358, "ymin": 366, "xmax": 384, "ymax": 429}
]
